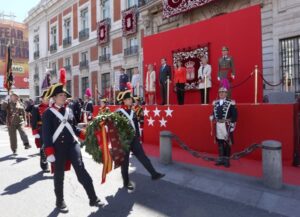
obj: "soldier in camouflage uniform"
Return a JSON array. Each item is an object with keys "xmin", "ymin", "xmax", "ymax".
[
  {"xmin": 218, "ymin": 46, "xmax": 235, "ymax": 97},
  {"xmin": 1, "ymin": 92, "xmax": 31, "ymax": 155}
]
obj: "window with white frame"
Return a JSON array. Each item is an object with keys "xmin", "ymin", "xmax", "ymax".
[
  {"xmin": 80, "ymin": 8, "xmax": 89, "ymax": 30},
  {"xmin": 50, "ymin": 26, "xmax": 57, "ymax": 45},
  {"xmin": 101, "ymin": 72, "xmax": 110, "ymax": 96},
  {"xmin": 127, "ymin": 0, "xmax": 137, "ymax": 8},
  {"xmin": 81, "ymin": 51, "xmax": 88, "ymax": 62},
  {"xmin": 128, "ymin": 37, "xmax": 137, "ymax": 48},
  {"xmin": 34, "ymin": 35, "xmax": 39, "ymax": 52},
  {"xmin": 102, "ymin": 0, "xmax": 110, "ymax": 19},
  {"xmin": 81, "ymin": 77, "xmax": 89, "ymax": 97},
  {"xmin": 65, "ymin": 57, "xmax": 71, "ymax": 67},
  {"xmin": 64, "ymin": 18, "xmax": 71, "ymax": 39},
  {"xmin": 101, "ymin": 46, "xmax": 109, "ymax": 55}
]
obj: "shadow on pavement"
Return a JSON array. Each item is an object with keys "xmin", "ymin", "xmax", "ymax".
[
  {"xmin": 88, "ymin": 188, "xmax": 134, "ymax": 217},
  {"xmin": 1, "ymin": 171, "xmax": 53, "ymax": 195},
  {"xmin": 47, "ymin": 208, "xmax": 60, "ymax": 217},
  {"xmin": 0, "ymin": 154, "xmax": 14, "ymax": 162}
]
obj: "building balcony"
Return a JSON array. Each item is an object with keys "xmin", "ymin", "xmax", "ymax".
[
  {"xmin": 63, "ymin": 36, "xmax": 72, "ymax": 48},
  {"xmin": 124, "ymin": 45, "xmax": 139, "ymax": 56},
  {"xmin": 99, "ymin": 54, "xmax": 111, "ymax": 64},
  {"xmin": 50, "ymin": 69, "xmax": 57, "ymax": 77},
  {"xmin": 64, "ymin": 65, "xmax": 72, "ymax": 73},
  {"xmin": 79, "ymin": 28, "xmax": 89, "ymax": 42},
  {"xmin": 79, "ymin": 60, "xmax": 89, "ymax": 70},
  {"xmin": 34, "ymin": 51, "xmax": 39, "ymax": 60},
  {"xmin": 138, "ymin": 0, "xmax": 152, "ymax": 7},
  {"xmin": 50, "ymin": 43, "xmax": 57, "ymax": 53}
]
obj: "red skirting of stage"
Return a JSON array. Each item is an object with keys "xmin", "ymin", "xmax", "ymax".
[
  {"xmin": 93, "ymin": 103, "xmax": 299, "ymax": 185},
  {"xmin": 94, "ymin": 104, "xmax": 299, "ymax": 165}
]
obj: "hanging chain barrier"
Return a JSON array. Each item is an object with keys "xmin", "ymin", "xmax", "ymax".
[
  {"xmin": 259, "ymin": 72, "xmax": 283, "ymax": 87},
  {"xmin": 168, "ymin": 133, "xmax": 262, "ymax": 162}
]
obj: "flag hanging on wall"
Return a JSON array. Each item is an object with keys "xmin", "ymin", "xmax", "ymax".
[{"xmin": 3, "ymin": 45, "xmax": 14, "ymax": 92}]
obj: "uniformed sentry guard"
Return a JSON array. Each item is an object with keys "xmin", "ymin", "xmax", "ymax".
[
  {"xmin": 210, "ymin": 87, "xmax": 238, "ymax": 168},
  {"xmin": 31, "ymin": 90, "xmax": 50, "ymax": 172},
  {"xmin": 116, "ymin": 90, "xmax": 165, "ymax": 190},
  {"xmin": 218, "ymin": 46, "xmax": 236, "ymax": 96},
  {"xmin": 42, "ymin": 83, "xmax": 103, "ymax": 213},
  {"xmin": 1, "ymin": 91, "xmax": 31, "ymax": 155}
]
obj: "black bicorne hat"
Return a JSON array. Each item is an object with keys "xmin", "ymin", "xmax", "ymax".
[{"xmin": 47, "ymin": 83, "xmax": 71, "ymax": 98}]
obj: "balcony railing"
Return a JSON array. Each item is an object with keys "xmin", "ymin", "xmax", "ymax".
[
  {"xmin": 79, "ymin": 28, "xmax": 89, "ymax": 41},
  {"xmin": 63, "ymin": 36, "xmax": 72, "ymax": 48},
  {"xmin": 34, "ymin": 51, "xmax": 39, "ymax": 59},
  {"xmin": 64, "ymin": 65, "xmax": 72, "ymax": 73},
  {"xmin": 50, "ymin": 43, "xmax": 57, "ymax": 53},
  {"xmin": 138, "ymin": 0, "xmax": 152, "ymax": 7},
  {"xmin": 79, "ymin": 60, "xmax": 89, "ymax": 70},
  {"xmin": 124, "ymin": 45, "xmax": 139, "ymax": 56},
  {"xmin": 50, "ymin": 69, "xmax": 57, "ymax": 77},
  {"xmin": 99, "ymin": 54, "xmax": 111, "ymax": 64}
]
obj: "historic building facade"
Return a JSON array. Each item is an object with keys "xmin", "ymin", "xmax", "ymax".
[{"xmin": 26, "ymin": 0, "xmax": 300, "ymax": 99}]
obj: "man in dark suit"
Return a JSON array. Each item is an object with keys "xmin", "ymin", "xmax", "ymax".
[
  {"xmin": 159, "ymin": 58, "xmax": 171, "ymax": 105},
  {"xmin": 119, "ymin": 68, "xmax": 129, "ymax": 91}
]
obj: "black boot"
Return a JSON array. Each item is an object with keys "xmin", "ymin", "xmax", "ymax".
[
  {"xmin": 151, "ymin": 173, "xmax": 165, "ymax": 180},
  {"xmin": 224, "ymin": 144, "xmax": 231, "ymax": 168},
  {"xmin": 24, "ymin": 143, "xmax": 31, "ymax": 149},
  {"xmin": 123, "ymin": 181, "xmax": 134, "ymax": 190},
  {"xmin": 89, "ymin": 197, "xmax": 105, "ymax": 207},
  {"xmin": 56, "ymin": 200, "xmax": 68, "ymax": 213},
  {"xmin": 215, "ymin": 143, "xmax": 225, "ymax": 166}
]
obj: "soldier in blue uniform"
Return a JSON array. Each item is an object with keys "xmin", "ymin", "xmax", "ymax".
[
  {"xmin": 116, "ymin": 90, "xmax": 165, "ymax": 190},
  {"xmin": 42, "ymin": 83, "xmax": 103, "ymax": 213},
  {"xmin": 31, "ymin": 90, "xmax": 50, "ymax": 172},
  {"xmin": 210, "ymin": 87, "xmax": 238, "ymax": 167},
  {"xmin": 119, "ymin": 67, "xmax": 129, "ymax": 91}
]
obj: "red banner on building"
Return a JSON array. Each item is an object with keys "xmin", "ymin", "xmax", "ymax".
[
  {"xmin": 163, "ymin": 0, "xmax": 216, "ymax": 19},
  {"xmin": 122, "ymin": 6, "xmax": 138, "ymax": 37},
  {"xmin": 97, "ymin": 18, "xmax": 110, "ymax": 45}
]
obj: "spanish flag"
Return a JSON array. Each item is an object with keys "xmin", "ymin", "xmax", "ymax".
[{"xmin": 3, "ymin": 45, "xmax": 13, "ymax": 92}]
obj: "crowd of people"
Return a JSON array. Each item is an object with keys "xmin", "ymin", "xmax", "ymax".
[{"xmin": 0, "ymin": 46, "xmax": 238, "ymax": 213}]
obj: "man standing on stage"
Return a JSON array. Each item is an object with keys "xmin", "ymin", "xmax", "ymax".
[
  {"xmin": 42, "ymin": 83, "xmax": 103, "ymax": 213},
  {"xmin": 159, "ymin": 58, "xmax": 171, "ymax": 105},
  {"xmin": 1, "ymin": 92, "xmax": 31, "ymax": 155},
  {"xmin": 119, "ymin": 67, "xmax": 129, "ymax": 91},
  {"xmin": 31, "ymin": 90, "xmax": 50, "ymax": 172},
  {"xmin": 218, "ymin": 46, "xmax": 235, "ymax": 96},
  {"xmin": 210, "ymin": 87, "xmax": 237, "ymax": 168},
  {"xmin": 116, "ymin": 90, "xmax": 165, "ymax": 190}
]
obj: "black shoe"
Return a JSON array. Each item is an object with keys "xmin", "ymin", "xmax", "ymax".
[
  {"xmin": 24, "ymin": 143, "xmax": 32, "ymax": 149},
  {"xmin": 42, "ymin": 168, "xmax": 50, "ymax": 173},
  {"xmin": 12, "ymin": 150, "xmax": 17, "ymax": 156},
  {"xmin": 215, "ymin": 161, "xmax": 224, "ymax": 166},
  {"xmin": 224, "ymin": 161, "xmax": 230, "ymax": 168},
  {"xmin": 56, "ymin": 200, "xmax": 68, "ymax": 213},
  {"xmin": 89, "ymin": 197, "xmax": 105, "ymax": 207},
  {"xmin": 123, "ymin": 181, "xmax": 134, "ymax": 190},
  {"xmin": 152, "ymin": 173, "xmax": 165, "ymax": 180}
]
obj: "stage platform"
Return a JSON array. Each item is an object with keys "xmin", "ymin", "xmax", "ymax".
[{"xmin": 93, "ymin": 103, "xmax": 299, "ymax": 184}]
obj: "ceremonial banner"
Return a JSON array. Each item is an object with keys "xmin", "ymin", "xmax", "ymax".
[
  {"xmin": 3, "ymin": 45, "xmax": 13, "ymax": 92},
  {"xmin": 122, "ymin": 6, "xmax": 138, "ymax": 37},
  {"xmin": 163, "ymin": 0, "xmax": 216, "ymax": 19},
  {"xmin": 97, "ymin": 18, "xmax": 110, "ymax": 45},
  {"xmin": 172, "ymin": 44, "xmax": 209, "ymax": 91}
]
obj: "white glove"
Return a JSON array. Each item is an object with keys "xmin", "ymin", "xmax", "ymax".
[
  {"xmin": 231, "ymin": 75, "xmax": 235, "ymax": 79},
  {"xmin": 229, "ymin": 123, "xmax": 236, "ymax": 132},
  {"xmin": 217, "ymin": 77, "xmax": 220, "ymax": 81},
  {"xmin": 47, "ymin": 154, "xmax": 56, "ymax": 163},
  {"xmin": 209, "ymin": 115, "xmax": 214, "ymax": 121},
  {"xmin": 34, "ymin": 134, "xmax": 40, "ymax": 139}
]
